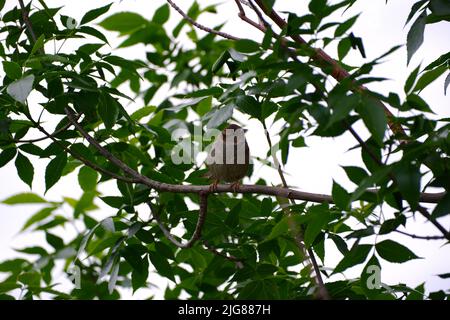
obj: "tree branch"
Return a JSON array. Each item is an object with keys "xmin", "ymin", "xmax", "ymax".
[
  {"xmin": 252, "ymin": 0, "xmax": 407, "ymax": 139},
  {"xmin": 202, "ymin": 240, "xmax": 244, "ymax": 268},
  {"xmin": 18, "ymin": 0, "xmax": 37, "ymax": 43},
  {"xmin": 5, "ymin": 116, "xmax": 81, "ymax": 144},
  {"xmin": 234, "ymin": 0, "xmax": 267, "ymax": 32},
  {"xmin": 148, "ymin": 192, "xmax": 208, "ymax": 248},
  {"xmin": 417, "ymin": 206, "xmax": 450, "ymax": 240},
  {"xmin": 26, "ymin": 112, "xmax": 137, "ymax": 184},
  {"xmin": 394, "ymin": 230, "xmax": 445, "ymax": 240},
  {"xmin": 165, "ymin": 0, "xmax": 239, "ymax": 40},
  {"xmin": 64, "ymin": 107, "xmax": 445, "ymax": 205}
]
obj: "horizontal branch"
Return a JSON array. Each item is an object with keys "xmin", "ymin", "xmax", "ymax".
[
  {"xmin": 395, "ymin": 230, "xmax": 445, "ymax": 240},
  {"xmin": 64, "ymin": 108, "xmax": 445, "ymax": 205}
]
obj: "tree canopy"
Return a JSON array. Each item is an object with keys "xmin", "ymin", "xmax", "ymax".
[{"xmin": 0, "ymin": 0, "xmax": 449, "ymax": 300}]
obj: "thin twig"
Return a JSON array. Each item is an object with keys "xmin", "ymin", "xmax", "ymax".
[
  {"xmin": 394, "ymin": 230, "xmax": 445, "ymax": 240},
  {"xmin": 417, "ymin": 206, "xmax": 450, "ymax": 240},
  {"xmin": 18, "ymin": 0, "xmax": 37, "ymax": 43},
  {"xmin": 5, "ymin": 116, "xmax": 81, "ymax": 144},
  {"xmin": 26, "ymin": 112, "xmax": 137, "ymax": 184},
  {"xmin": 148, "ymin": 192, "xmax": 208, "ymax": 248},
  {"xmin": 203, "ymin": 240, "xmax": 244, "ymax": 268},
  {"xmin": 234, "ymin": 0, "xmax": 266, "ymax": 32},
  {"xmin": 165, "ymin": 0, "xmax": 239, "ymax": 40}
]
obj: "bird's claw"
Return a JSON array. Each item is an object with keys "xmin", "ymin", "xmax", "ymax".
[
  {"xmin": 230, "ymin": 181, "xmax": 241, "ymax": 193},
  {"xmin": 209, "ymin": 180, "xmax": 219, "ymax": 193}
]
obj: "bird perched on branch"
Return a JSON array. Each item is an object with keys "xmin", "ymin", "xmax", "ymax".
[{"xmin": 205, "ymin": 124, "xmax": 250, "ymax": 192}]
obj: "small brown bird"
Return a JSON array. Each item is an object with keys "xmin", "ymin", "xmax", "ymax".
[{"xmin": 206, "ymin": 124, "xmax": 250, "ymax": 192}]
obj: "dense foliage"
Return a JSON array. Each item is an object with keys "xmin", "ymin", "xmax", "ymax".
[{"xmin": 0, "ymin": 0, "xmax": 449, "ymax": 300}]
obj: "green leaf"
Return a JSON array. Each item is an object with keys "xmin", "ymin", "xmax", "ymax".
[
  {"xmin": 7, "ymin": 75, "xmax": 35, "ymax": 103},
  {"xmin": 0, "ymin": 148, "xmax": 17, "ymax": 168},
  {"xmin": 393, "ymin": 163, "xmax": 421, "ymax": 209},
  {"xmin": 184, "ymin": 87, "xmax": 223, "ymax": 98},
  {"xmin": 2, "ymin": 192, "xmax": 46, "ymax": 205},
  {"xmin": 206, "ymin": 104, "xmax": 234, "ymax": 129},
  {"xmin": 88, "ymin": 234, "xmax": 124, "ymax": 256},
  {"xmin": 225, "ymin": 202, "xmax": 241, "ymax": 229},
  {"xmin": 238, "ymin": 279, "xmax": 280, "ymax": 299},
  {"xmin": 47, "ymin": 78, "xmax": 64, "ymax": 98},
  {"xmin": 98, "ymin": 93, "xmax": 119, "ymax": 129},
  {"xmin": 2, "ymin": 61, "xmax": 22, "ymax": 80},
  {"xmin": 405, "ymin": 0, "xmax": 427, "ymax": 26},
  {"xmin": 413, "ymin": 64, "xmax": 447, "ymax": 92},
  {"xmin": 0, "ymin": 259, "xmax": 28, "ymax": 273},
  {"xmin": 429, "ymin": 0, "xmax": 450, "ymax": 16},
  {"xmin": 0, "ymin": 282, "xmax": 21, "ymax": 294},
  {"xmin": 432, "ymin": 192, "xmax": 450, "ymax": 218},
  {"xmin": 45, "ymin": 232, "xmax": 64, "ymax": 250},
  {"xmin": 76, "ymin": 223, "xmax": 101, "ymax": 260},
  {"xmin": 437, "ymin": 272, "xmax": 450, "ymax": 279},
  {"xmin": 334, "ymin": 244, "xmax": 372, "ymax": 274},
  {"xmin": 360, "ymin": 255, "xmax": 382, "ymax": 298},
  {"xmin": 152, "ymin": 3, "xmax": 170, "ymax": 24},
  {"xmin": 149, "ymin": 251, "xmax": 175, "ymax": 281},
  {"xmin": 328, "ymin": 92, "xmax": 358, "ymax": 127},
  {"xmin": 304, "ymin": 207, "xmax": 330, "ymax": 248},
  {"xmin": 407, "ymin": 12, "xmax": 427, "ymax": 64},
  {"xmin": 132, "ymin": 256, "xmax": 149, "ymax": 292},
  {"xmin": 74, "ymin": 191, "xmax": 96, "ymax": 217},
  {"xmin": 343, "ymin": 166, "xmax": 369, "ymax": 185},
  {"xmin": 338, "ymin": 37, "xmax": 351, "ymax": 60},
  {"xmin": 15, "ymin": 152, "xmax": 34, "ymax": 187},
  {"xmin": 444, "ymin": 72, "xmax": 450, "ymax": 95},
  {"xmin": 424, "ymin": 52, "xmax": 450, "ymax": 71},
  {"xmin": 130, "ymin": 106, "xmax": 156, "ymax": 120},
  {"xmin": 99, "ymin": 12, "xmax": 147, "ymax": 34},
  {"xmin": 332, "ymin": 180, "xmax": 351, "ymax": 210},
  {"xmin": 261, "ymin": 101, "xmax": 278, "ymax": 119},
  {"xmin": 212, "ymin": 50, "xmax": 231, "ymax": 73},
  {"xmin": 404, "ymin": 64, "xmax": 421, "ymax": 94},
  {"xmin": 78, "ymin": 166, "xmax": 98, "ymax": 191},
  {"xmin": 375, "ymin": 240, "xmax": 420, "ymax": 263},
  {"xmin": 379, "ymin": 216, "xmax": 406, "ymax": 235},
  {"xmin": 356, "ymin": 94, "xmax": 387, "ymax": 146},
  {"xmin": 18, "ymin": 271, "xmax": 40, "ymax": 287},
  {"xmin": 30, "ymin": 34, "xmax": 45, "ymax": 56},
  {"xmin": 108, "ymin": 262, "xmax": 120, "ymax": 294},
  {"xmin": 45, "ymin": 153, "xmax": 67, "ymax": 192},
  {"xmin": 329, "ymin": 234, "xmax": 348, "ymax": 255},
  {"xmin": 155, "ymin": 242, "xmax": 175, "ymax": 260},
  {"xmin": 21, "ymin": 207, "xmax": 55, "ymax": 231},
  {"xmin": 335, "ymin": 15, "xmax": 359, "ymax": 37},
  {"xmin": 405, "ymin": 94, "xmax": 432, "ymax": 112},
  {"xmin": 265, "ymin": 217, "xmax": 289, "ymax": 242},
  {"xmin": 235, "ymin": 95, "xmax": 261, "ymax": 119},
  {"xmin": 235, "ymin": 39, "xmax": 260, "ymax": 53},
  {"xmin": 78, "ymin": 26, "xmax": 108, "ymax": 43},
  {"xmin": 80, "ymin": 3, "xmax": 112, "ymax": 25}
]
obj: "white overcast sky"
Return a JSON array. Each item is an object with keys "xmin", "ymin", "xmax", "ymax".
[{"xmin": 0, "ymin": 0, "xmax": 449, "ymax": 299}]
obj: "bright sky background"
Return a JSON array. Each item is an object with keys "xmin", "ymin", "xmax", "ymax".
[{"xmin": 1, "ymin": 0, "xmax": 449, "ymax": 299}]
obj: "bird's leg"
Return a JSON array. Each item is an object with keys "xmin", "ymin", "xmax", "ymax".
[
  {"xmin": 209, "ymin": 179, "xmax": 219, "ymax": 192},
  {"xmin": 230, "ymin": 181, "xmax": 241, "ymax": 193}
]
